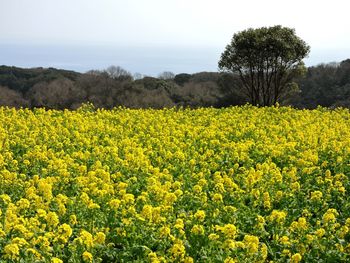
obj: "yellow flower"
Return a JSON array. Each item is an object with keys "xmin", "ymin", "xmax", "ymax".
[
  {"xmin": 0, "ymin": 194, "xmax": 11, "ymax": 204},
  {"xmin": 279, "ymin": 235, "xmax": 290, "ymax": 246},
  {"xmin": 159, "ymin": 226, "xmax": 171, "ymax": 237},
  {"xmin": 315, "ymin": 228, "xmax": 326, "ymax": 238},
  {"xmin": 148, "ymin": 252, "xmax": 160, "ymax": 263},
  {"xmin": 260, "ymin": 243, "xmax": 268, "ymax": 260},
  {"xmin": 224, "ymin": 256, "xmax": 238, "ymax": 263},
  {"xmin": 109, "ymin": 198, "xmax": 121, "ymax": 210},
  {"xmin": 16, "ymin": 198, "xmax": 30, "ymax": 210},
  {"xmin": 310, "ymin": 190, "xmax": 323, "ymax": 201},
  {"xmin": 141, "ymin": 204, "xmax": 153, "ymax": 220},
  {"xmin": 3, "ymin": 243, "xmax": 20, "ymax": 260},
  {"xmin": 269, "ymin": 210, "xmax": 287, "ymax": 224},
  {"xmin": 222, "ymin": 239, "xmax": 236, "ymax": 250},
  {"xmin": 170, "ymin": 242, "xmax": 186, "ymax": 259},
  {"xmin": 243, "ymin": 234, "xmax": 259, "ymax": 254},
  {"xmin": 306, "ymin": 234, "xmax": 315, "ymax": 244},
  {"xmin": 322, "ymin": 209, "xmax": 337, "ymax": 224},
  {"xmin": 198, "ymin": 179, "xmax": 207, "ymax": 187},
  {"xmin": 174, "ymin": 218, "xmax": 184, "ymax": 230},
  {"xmin": 56, "ymin": 223, "xmax": 73, "ymax": 243},
  {"xmin": 36, "ymin": 209, "xmax": 47, "ymax": 218},
  {"xmin": 88, "ymin": 202, "xmax": 100, "ymax": 209},
  {"xmin": 212, "ymin": 193, "xmax": 223, "ymax": 202},
  {"xmin": 123, "ymin": 193, "xmax": 135, "ymax": 204},
  {"xmin": 275, "ymin": 190, "xmax": 283, "ymax": 201},
  {"xmin": 216, "ymin": 224, "xmax": 237, "ymax": 239},
  {"xmin": 291, "ymin": 253, "xmax": 302, "ymax": 263},
  {"xmin": 184, "ymin": 256, "xmax": 194, "ymax": 263},
  {"xmin": 208, "ymin": 233, "xmax": 220, "ymax": 240},
  {"xmin": 290, "ymin": 217, "xmax": 308, "ymax": 232},
  {"xmin": 94, "ymin": 232, "xmax": 106, "ymax": 245},
  {"xmin": 69, "ymin": 214, "xmax": 78, "ymax": 225},
  {"xmin": 298, "ymin": 217, "xmax": 307, "ymax": 229},
  {"xmin": 46, "ymin": 212, "xmax": 60, "ymax": 228},
  {"xmin": 80, "ymin": 230, "xmax": 94, "ymax": 248},
  {"xmin": 194, "ymin": 210, "xmax": 206, "ymax": 221},
  {"xmin": 346, "ymin": 218, "xmax": 350, "ymax": 227},
  {"xmin": 191, "ymin": 224, "xmax": 205, "ymax": 235},
  {"xmin": 215, "ymin": 183, "xmax": 225, "ymax": 193},
  {"xmin": 82, "ymin": 251, "xmax": 93, "ymax": 262},
  {"xmin": 193, "ymin": 184, "xmax": 202, "ymax": 194},
  {"xmin": 51, "ymin": 257, "xmax": 63, "ymax": 263},
  {"xmin": 291, "ymin": 182, "xmax": 300, "ymax": 192},
  {"xmin": 263, "ymin": 192, "xmax": 271, "ymax": 209},
  {"xmin": 164, "ymin": 192, "xmax": 177, "ymax": 205}
]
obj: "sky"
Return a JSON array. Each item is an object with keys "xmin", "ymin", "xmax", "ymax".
[{"xmin": 1, "ymin": 0, "xmax": 350, "ymax": 75}]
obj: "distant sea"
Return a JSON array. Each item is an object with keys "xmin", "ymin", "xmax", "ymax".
[{"xmin": 0, "ymin": 43, "xmax": 349, "ymax": 76}]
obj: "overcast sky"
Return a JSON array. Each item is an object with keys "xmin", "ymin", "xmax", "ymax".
[{"xmin": 1, "ymin": 0, "xmax": 350, "ymax": 75}]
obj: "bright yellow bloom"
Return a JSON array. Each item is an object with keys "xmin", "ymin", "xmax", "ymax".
[
  {"xmin": 148, "ymin": 252, "xmax": 160, "ymax": 263},
  {"xmin": 51, "ymin": 258, "xmax": 63, "ymax": 263},
  {"xmin": 3, "ymin": 243, "xmax": 20, "ymax": 260},
  {"xmin": 184, "ymin": 256, "xmax": 194, "ymax": 263},
  {"xmin": 94, "ymin": 232, "xmax": 106, "ymax": 245},
  {"xmin": 291, "ymin": 253, "xmax": 302, "ymax": 263},
  {"xmin": 1, "ymin": 105, "xmax": 350, "ymax": 261},
  {"xmin": 80, "ymin": 230, "xmax": 94, "ymax": 248},
  {"xmin": 159, "ymin": 226, "xmax": 171, "ymax": 237},
  {"xmin": 224, "ymin": 257, "xmax": 238, "ymax": 263},
  {"xmin": 315, "ymin": 228, "xmax": 326, "ymax": 238},
  {"xmin": 269, "ymin": 210, "xmax": 287, "ymax": 224},
  {"xmin": 208, "ymin": 233, "xmax": 220, "ymax": 240},
  {"xmin": 323, "ymin": 209, "xmax": 337, "ymax": 224},
  {"xmin": 170, "ymin": 242, "xmax": 186, "ymax": 259},
  {"xmin": 174, "ymin": 219, "xmax": 184, "ymax": 230},
  {"xmin": 82, "ymin": 251, "xmax": 93, "ymax": 262},
  {"xmin": 216, "ymin": 224, "xmax": 237, "ymax": 239},
  {"xmin": 46, "ymin": 212, "xmax": 60, "ymax": 228},
  {"xmin": 194, "ymin": 210, "xmax": 206, "ymax": 221},
  {"xmin": 191, "ymin": 224, "xmax": 205, "ymax": 235},
  {"xmin": 69, "ymin": 214, "xmax": 78, "ymax": 225},
  {"xmin": 243, "ymin": 234, "xmax": 259, "ymax": 254},
  {"xmin": 310, "ymin": 190, "xmax": 323, "ymax": 201},
  {"xmin": 212, "ymin": 193, "xmax": 223, "ymax": 202}
]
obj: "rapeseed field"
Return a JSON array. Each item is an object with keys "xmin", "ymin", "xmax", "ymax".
[{"xmin": 0, "ymin": 105, "xmax": 349, "ymax": 262}]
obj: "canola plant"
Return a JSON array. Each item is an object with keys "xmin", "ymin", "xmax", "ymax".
[{"xmin": 0, "ymin": 105, "xmax": 349, "ymax": 262}]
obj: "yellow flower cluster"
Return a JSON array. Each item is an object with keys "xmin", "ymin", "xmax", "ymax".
[{"xmin": 0, "ymin": 105, "xmax": 349, "ymax": 262}]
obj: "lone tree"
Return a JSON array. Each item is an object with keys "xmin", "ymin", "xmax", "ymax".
[{"xmin": 218, "ymin": 25, "xmax": 310, "ymax": 106}]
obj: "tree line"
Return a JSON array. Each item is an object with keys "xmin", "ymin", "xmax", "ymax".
[
  {"xmin": 1, "ymin": 25, "xmax": 349, "ymax": 109},
  {"xmin": 0, "ymin": 61, "xmax": 349, "ymax": 109}
]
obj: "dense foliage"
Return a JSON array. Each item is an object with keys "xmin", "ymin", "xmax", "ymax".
[
  {"xmin": 0, "ymin": 66, "xmax": 80, "ymax": 93},
  {"xmin": 291, "ymin": 59, "xmax": 350, "ymax": 108},
  {"xmin": 0, "ymin": 60, "xmax": 350, "ymax": 109},
  {"xmin": 0, "ymin": 105, "xmax": 350, "ymax": 262},
  {"xmin": 218, "ymin": 26, "xmax": 310, "ymax": 106}
]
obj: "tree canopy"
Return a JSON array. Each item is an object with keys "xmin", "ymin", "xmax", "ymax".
[{"xmin": 218, "ymin": 25, "xmax": 310, "ymax": 106}]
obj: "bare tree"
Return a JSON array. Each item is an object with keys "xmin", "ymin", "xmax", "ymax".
[
  {"xmin": 0, "ymin": 86, "xmax": 29, "ymax": 108},
  {"xmin": 133, "ymin": 72, "xmax": 144, "ymax": 80},
  {"xmin": 158, "ymin": 71, "xmax": 175, "ymax": 80},
  {"xmin": 105, "ymin": 65, "xmax": 132, "ymax": 80},
  {"xmin": 26, "ymin": 78, "xmax": 85, "ymax": 109}
]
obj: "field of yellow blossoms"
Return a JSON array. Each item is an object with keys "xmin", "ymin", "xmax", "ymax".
[{"xmin": 0, "ymin": 104, "xmax": 350, "ymax": 262}]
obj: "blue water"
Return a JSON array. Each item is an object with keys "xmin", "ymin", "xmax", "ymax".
[
  {"xmin": 0, "ymin": 43, "xmax": 224, "ymax": 76},
  {"xmin": 0, "ymin": 43, "xmax": 349, "ymax": 76}
]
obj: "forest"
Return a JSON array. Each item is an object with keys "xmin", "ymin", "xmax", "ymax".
[{"xmin": 0, "ymin": 59, "xmax": 349, "ymax": 109}]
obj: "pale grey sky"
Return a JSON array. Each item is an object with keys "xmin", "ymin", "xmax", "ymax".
[{"xmin": 1, "ymin": 0, "xmax": 350, "ymax": 75}]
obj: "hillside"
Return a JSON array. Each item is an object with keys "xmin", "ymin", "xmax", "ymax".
[{"xmin": 0, "ymin": 60, "xmax": 349, "ymax": 109}]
